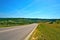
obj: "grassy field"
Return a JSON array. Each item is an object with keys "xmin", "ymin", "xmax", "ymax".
[
  {"xmin": 0, "ymin": 18, "xmax": 40, "ymax": 28},
  {"xmin": 29, "ymin": 22, "xmax": 60, "ymax": 40}
]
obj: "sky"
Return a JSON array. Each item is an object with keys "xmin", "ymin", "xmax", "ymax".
[{"xmin": 0, "ymin": 0, "xmax": 60, "ymax": 19}]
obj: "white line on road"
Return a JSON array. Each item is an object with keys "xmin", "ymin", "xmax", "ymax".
[{"xmin": 0, "ymin": 28, "xmax": 21, "ymax": 33}]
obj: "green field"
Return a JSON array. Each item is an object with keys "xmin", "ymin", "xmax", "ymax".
[
  {"xmin": 30, "ymin": 22, "xmax": 60, "ymax": 40},
  {"xmin": 0, "ymin": 18, "xmax": 40, "ymax": 28}
]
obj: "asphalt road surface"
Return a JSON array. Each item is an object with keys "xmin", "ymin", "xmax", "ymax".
[{"xmin": 0, "ymin": 23, "xmax": 38, "ymax": 40}]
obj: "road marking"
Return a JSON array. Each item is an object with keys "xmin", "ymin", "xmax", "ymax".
[
  {"xmin": 0, "ymin": 28, "xmax": 21, "ymax": 33},
  {"xmin": 0, "ymin": 25, "xmax": 28, "ymax": 33},
  {"xmin": 0, "ymin": 25, "xmax": 33, "ymax": 33},
  {"xmin": 24, "ymin": 24, "xmax": 38, "ymax": 40}
]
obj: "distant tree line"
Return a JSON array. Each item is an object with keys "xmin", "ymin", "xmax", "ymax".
[{"xmin": 0, "ymin": 18, "xmax": 60, "ymax": 27}]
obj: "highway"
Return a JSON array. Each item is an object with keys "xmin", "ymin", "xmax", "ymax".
[{"xmin": 0, "ymin": 23, "xmax": 38, "ymax": 40}]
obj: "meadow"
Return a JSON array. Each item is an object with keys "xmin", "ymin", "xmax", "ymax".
[
  {"xmin": 29, "ymin": 20, "xmax": 60, "ymax": 40},
  {"xmin": 0, "ymin": 18, "xmax": 40, "ymax": 28}
]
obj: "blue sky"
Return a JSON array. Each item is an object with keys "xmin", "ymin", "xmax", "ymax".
[{"xmin": 0, "ymin": 0, "xmax": 60, "ymax": 19}]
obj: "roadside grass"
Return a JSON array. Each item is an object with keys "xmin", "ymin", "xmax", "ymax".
[
  {"xmin": 29, "ymin": 28, "xmax": 42, "ymax": 40},
  {"xmin": 29, "ymin": 23, "xmax": 60, "ymax": 40}
]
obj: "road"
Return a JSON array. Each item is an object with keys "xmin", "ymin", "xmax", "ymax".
[{"xmin": 0, "ymin": 23, "xmax": 38, "ymax": 40}]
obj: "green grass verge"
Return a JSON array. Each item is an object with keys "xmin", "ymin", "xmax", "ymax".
[{"xmin": 29, "ymin": 23, "xmax": 60, "ymax": 40}]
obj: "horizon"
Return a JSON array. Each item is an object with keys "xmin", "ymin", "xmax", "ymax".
[
  {"xmin": 0, "ymin": 0, "xmax": 60, "ymax": 19},
  {"xmin": 1, "ymin": 17, "xmax": 60, "ymax": 20}
]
